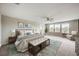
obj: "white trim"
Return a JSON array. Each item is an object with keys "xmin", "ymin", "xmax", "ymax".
[{"xmin": 0, "ymin": 14, "xmax": 1, "ymax": 47}]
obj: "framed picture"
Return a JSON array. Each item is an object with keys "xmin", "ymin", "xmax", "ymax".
[
  {"xmin": 24, "ymin": 24, "xmax": 32, "ymax": 28},
  {"xmin": 28, "ymin": 24, "xmax": 32, "ymax": 28},
  {"xmin": 24, "ymin": 24, "xmax": 28, "ymax": 28},
  {"xmin": 18, "ymin": 22, "xmax": 24, "ymax": 28},
  {"xmin": 18, "ymin": 22, "xmax": 32, "ymax": 28}
]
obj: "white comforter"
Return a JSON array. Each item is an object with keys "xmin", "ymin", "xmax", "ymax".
[
  {"xmin": 15, "ymin": 38, "xmax": 28, "ymax": 52},
  {"xmin": 15, "ymin": 34, "xmax": 44, "ymax": 52}
]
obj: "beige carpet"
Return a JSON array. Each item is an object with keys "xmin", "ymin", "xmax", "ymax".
[{"xmin": 45, "ymin": 35, "xmax": 76, "ymax": 56}]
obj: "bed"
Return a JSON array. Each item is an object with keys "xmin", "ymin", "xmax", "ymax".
[{"xmin": 15, "ymin": 33, "xmax": 44, "ymax": 52}]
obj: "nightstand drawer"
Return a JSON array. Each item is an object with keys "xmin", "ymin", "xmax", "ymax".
[{"xmin": 8, "ymin": 36, "xmax": 16, "ymax": 44}]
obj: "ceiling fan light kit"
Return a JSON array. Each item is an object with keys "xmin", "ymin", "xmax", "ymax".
[{"xmin": 46, "ymin": 17, "xmax": 54, "ymax": 21}]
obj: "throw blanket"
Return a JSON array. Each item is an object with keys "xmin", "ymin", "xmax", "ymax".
[{"xmin": 15, "ymin": 34, "xmax": 44, "ymax": 52}]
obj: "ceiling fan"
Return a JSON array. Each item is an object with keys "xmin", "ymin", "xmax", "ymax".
[
  {"xmin": 14, "ymin": 3, "xmax": 20, "ymax": 5},
  {"xmin": 42, "ymin": 16, "xmax": 54, "ymax": 21}
]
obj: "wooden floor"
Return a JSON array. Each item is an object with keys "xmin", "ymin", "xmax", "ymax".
[{"xmin": 0, "ymin": 45, "xmax": 8, "ymax": 56}]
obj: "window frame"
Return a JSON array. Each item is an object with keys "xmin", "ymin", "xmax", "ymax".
[
  {"xmin": 61, "ymin": 23, "xmax": 69, "ymax": 33},
  {"xmin": 49, "ymin": 24, "xmax": 55, "ymax": 32},
  {"xmin": 54, "ymin": 24, "xmax": 61, "ymax": 32}
]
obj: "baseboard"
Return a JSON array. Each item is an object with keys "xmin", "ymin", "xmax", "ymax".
[{"xmin": 1, "ymin": 42, "xmax": 8, "ymax": 47}]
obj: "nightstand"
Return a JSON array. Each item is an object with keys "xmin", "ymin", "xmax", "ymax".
[{"xmin": 8, "ymin": 36, "xmax": 17, "ymax": 44}]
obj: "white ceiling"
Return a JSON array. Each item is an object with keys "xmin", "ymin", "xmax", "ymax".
[{"xmin": 0, "ymin": 3, "xmax": 79, "ymax": 23}]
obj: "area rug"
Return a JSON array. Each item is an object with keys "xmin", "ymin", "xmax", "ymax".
[
  {"xmin": 37, "ymin": 40, "xmax": 62, "ymax": 56},
  {"xmin": 6, "ymin": 40, "xmax": 62, "ymax": 56}
]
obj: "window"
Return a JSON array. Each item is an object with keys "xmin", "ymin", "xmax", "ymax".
[
  {"xmin": 49, "ymin": 24, "xmax": 54, "ymax": 32},
  {"xmin": 62, "ymin": 23, "xmax": 69, "ymax": 33},
  {"xmin": 55, "ymin": 24, "xmax": 60, "ymax": 32}
]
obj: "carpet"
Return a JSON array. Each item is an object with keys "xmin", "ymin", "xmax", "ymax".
[
  {"xmin": 6, "ymin": 40, "xmax": 61, "ymax": 56},
  {"xmin": 38, "ymin": 40, "xmax": 61, "ymax": 56}
]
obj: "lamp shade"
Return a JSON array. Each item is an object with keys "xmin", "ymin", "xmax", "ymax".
[{"xmin": 10, "ymin": 29, "xmax": 15, "ymax": 36}]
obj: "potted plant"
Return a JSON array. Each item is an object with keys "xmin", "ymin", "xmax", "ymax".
[{"xmin": 45, "ymin": 26, "xmax": 48, "ymax": 33}]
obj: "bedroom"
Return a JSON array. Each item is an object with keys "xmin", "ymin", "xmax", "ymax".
[{"xmin": 0, "ymin": 3, "xmax": 79, "ymax": 56}]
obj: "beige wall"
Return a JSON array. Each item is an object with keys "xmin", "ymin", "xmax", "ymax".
[
  {"xmin": 1, "ymin": 15, "xmax": 41, "ymax": 45},
  {"xmin": 69, "ymin": 20, "xmax": 78, "ymax": 33},
  {"xmin": 0, "ymin": 14, "xmax": 1, "ymax": 47}
]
